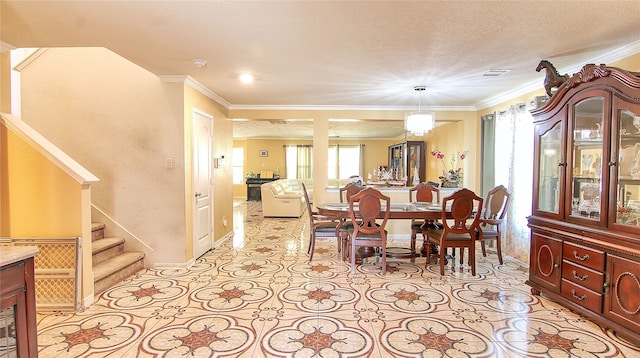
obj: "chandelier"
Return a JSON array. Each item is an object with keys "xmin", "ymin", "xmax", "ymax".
[{"xmin": 404, "ymin": 86, "xmax": 435, "ymax": 136}]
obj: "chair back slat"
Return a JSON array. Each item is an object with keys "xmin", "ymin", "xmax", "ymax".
[
  {"xmin": 340, "ymin": 182, "xmax": 365, "ymax": 203},
  {"xmin": 482, "ymin": 185, "xmax": 510, "ymax": 221},
  {"xmin": 346, "ymin": 187, "xmax": 390, "ymax": 274},
  {"xmin": 409, "ymin": 182, "xmax": 440, "ymax": 204},
  {"xmin": 441, "ymin": 188, "xmax": 483, "ymax": 235},
  {"xmin": 348, "ymin": 188, "xmax": 390, "ymax": 235}
]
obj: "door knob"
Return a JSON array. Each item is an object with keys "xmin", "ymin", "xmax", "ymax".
[{"xmin": 195, "ymin": 192, "xmax": 202, "ymax": 198}]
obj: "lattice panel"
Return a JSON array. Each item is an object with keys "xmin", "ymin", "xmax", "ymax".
[
  {"xmin": 34, "ymin": 279, "xmax": 76, "ymax": 306},
  {"xmin": 32, "ymin": 243, "xmax": 76, "ymax": 269},
  {"xmin": 10, "ymin": 238, "xmax": 80, "ymax": 311}
]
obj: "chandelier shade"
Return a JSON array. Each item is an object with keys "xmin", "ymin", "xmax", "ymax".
[
  {"xmin": 405, "ymin": 86, "xmax": 434, "ymax": 136},
  {"xmin": 404, "ymin": 112, "xmax": 435, "ymax": 136}
]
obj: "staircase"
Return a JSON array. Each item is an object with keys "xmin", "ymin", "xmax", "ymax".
[{"xmin": 91, "ymin": 223, "xmax": 145, "ymax": 295}]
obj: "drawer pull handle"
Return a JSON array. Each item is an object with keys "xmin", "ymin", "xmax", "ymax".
[
  {"xmin": 573, "ymin": 251, "xmax": 590, "ymax": 261},
  {"xmin": 572, "ymin": 270, "xmax": 588, "ymax": 281},
  {"xmin": 571, "ymin": 289, "xmax": 587, "ymax": 301}
]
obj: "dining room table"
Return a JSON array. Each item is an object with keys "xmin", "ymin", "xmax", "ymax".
[
  {"xmin": 316, "ymin": 201, "xmax": 447, "ymax": 220},
  {"xmin": 316, "ymin": 201, "xmax": 452, "ymax": 261}
]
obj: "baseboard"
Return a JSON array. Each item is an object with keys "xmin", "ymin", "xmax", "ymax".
[
  {"xmin": 213, "ymin": 231, "xmax": 234, "ymax": 249},
  {"xmin": 83, "ymin": 293, "xmax": 94, "ymax": 309},
  {"xmin": 153, "ymin": 258, "xmax": 196, "ymax": 269},
  {"xmin": 150, "ymin": 231, "xmax": 232, "ymax": 268}
]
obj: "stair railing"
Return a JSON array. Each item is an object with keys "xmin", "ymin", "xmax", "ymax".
[{"xmin": 91, "ymin": 204, "xmax": 154, "ymax": 252}]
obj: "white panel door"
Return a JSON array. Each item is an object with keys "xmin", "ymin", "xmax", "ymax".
[{"xmin": 193, "ymin": 111, "xmax": 213, "ymax": 259}]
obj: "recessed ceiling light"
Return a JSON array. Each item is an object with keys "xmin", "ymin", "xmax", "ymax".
[
  {"xmin": 192, "ymin": 59, "xmax": 206, "ymax": 68},
  {"xmin": 239, "ymin": 73, "xmax": 254, "ymax": 83}
]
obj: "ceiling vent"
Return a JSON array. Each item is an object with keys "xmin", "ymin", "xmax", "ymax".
[
  {"xmin": 482, "ymin": 69, "xmax": 511, "ymax": 77},
  {"xmin": 269, "ymin": 120, "xmax": 289, "ymax": 125}
]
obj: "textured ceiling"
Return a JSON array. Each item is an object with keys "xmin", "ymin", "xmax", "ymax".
[{"xmin": 2, "ymin": 1, "xmax": 640, "ymax": 139}]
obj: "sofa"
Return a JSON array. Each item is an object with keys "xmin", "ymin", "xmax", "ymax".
[{"xmin": 261, "ymin": 179, "xmax": 311, "ymax": 217}]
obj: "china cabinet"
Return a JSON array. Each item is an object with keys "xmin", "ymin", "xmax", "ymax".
[
  {"xmin": 387, "ymin": 141, "xmax": 425, "ymax": 185},
  {"xmin": 527, "ymin": 64, "xmax": 640, "ymax": 344}
]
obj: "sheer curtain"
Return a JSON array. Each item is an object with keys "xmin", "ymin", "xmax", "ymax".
[
  {"xmin": 285, "ymin": 145, "xmax": 313, "ymax": 179},
  {"xmin": 493, "ymin": 102, "xmax": 534, "ymax": 262},
  {"xmin": 481, "ymin": 113, "xmax": 496, "ymax": 196},
  {"xmin": 328, "ymin": 144, "xmax": 365, "ymax": 186}
]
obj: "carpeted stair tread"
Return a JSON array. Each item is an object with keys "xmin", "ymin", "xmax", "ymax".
[
  {"xmin": 91, "ymin": 222, "xmax": 106, "ymax": 241},
  {"xmin": 91, "ymin": 222, "xmax": 105, "ymax": 231},
  {"xmin": 92, "ymin": 237, "xmax": 125, "ymax": 255},
  {"xmin": 93, "ymin": 252, "xmax": 144, "ymax": 282}
]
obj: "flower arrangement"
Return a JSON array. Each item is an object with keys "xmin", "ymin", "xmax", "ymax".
[{"xmin": 431, "ymin": 149, "xmax": 469, "ymax": 187}]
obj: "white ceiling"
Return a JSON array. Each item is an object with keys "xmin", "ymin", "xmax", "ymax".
[{"xmin": 2, "ymin": 1, "xmax": 640, "ymax": 139}]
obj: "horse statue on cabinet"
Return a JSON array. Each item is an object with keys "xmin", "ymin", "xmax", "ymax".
[{"xmin": 536, "ymin": 59, "xmax": 570, "ymax": 97}]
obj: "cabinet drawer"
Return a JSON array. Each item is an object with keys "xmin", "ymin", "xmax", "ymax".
[
  {"xmin": 563, "ymin": 242, "xmax": 605, "ymax": 271},
  {"xmin": 561, "ymin": 279, "xmax": 603, "ymax": 313},
  {"xmin": 0, "ymin": 261, "xmax": 26, "ymax": 297},
  {"xmin": 562, "ymin": 260, "xmax": 605, "ymax": 293}
]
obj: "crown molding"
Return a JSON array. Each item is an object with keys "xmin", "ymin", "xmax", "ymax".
[
  {"xmin": 477, "ymin": 40, "xmax": 640, "ymax": 110},
  {"xmin": 0, "ymin": 41, "xmax": 16, "ymax": 52},
  {"xmin": 228, "ymin": 104, "xmax": 476, "ymax": 112},
  {"xmin": 12, "ymin": 48, "xmax": 49, "ymax": 72},
  {"xmin": 158, "ymin": 75, "xmax": 232, "ymax": 109}
]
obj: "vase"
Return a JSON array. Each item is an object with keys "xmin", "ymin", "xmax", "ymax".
[{"xmin": 441, "ymin": 180, "xmax": 460, "ymax": 188}]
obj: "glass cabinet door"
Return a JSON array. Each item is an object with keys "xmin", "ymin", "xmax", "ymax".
[
  {"xmin": 537, "ymin": 122, "xmax": 563, "ymax": 214},
  {"xmin": 0, "ymin": 306, "xmax": 17, "ymax": 357},
  {"xmin": 569, "ymin": 97, "xmax": 604, "ymax": 222},
  {"xmin": 407, "ymin": 141, "xmax": 425, "ymax": 184},
  {"xmin": 614, "ymin": 107, "xmax": 640, "ymax": 229}
]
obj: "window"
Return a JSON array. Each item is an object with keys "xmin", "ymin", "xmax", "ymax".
[
  {"xmin": 481, "ymin": 102, "xmax": 535, "ymax": 258},
  {"xmin": 285, "ymin": 145, "xmax": 313, "ymax": 179},
  {"xmin": 328, "ymin": 144, "xmax": 363, "ymax": 181},
  {"xmin": 284, "ymin": 144, "xmax": 363, "ymax": 181},
  {"xmin": 232, "ymin": 147, "xmax": 244, "ymax": 184}
]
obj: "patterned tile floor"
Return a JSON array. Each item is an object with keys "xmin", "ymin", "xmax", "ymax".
[{"xmin": 34, "ymin": 199, "xmax": 640, "ymax": 357}]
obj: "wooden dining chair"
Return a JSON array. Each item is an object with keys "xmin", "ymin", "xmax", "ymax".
[
  {"xmin": 302, "ymin": 182, "xmax": 346, "ymax": 261},
  {"xmin": 477, "ymin": 185, "xmax": 510, "ymax": 265},
  {"xmin": 344, "ymin": 187, "xmax": 391, "ymax": 274},
  {"xmin": 339, "ymin": 182, "xmax": 365, "ymax": 203},
  {"xmin": 409, "ymin": 183, "xmax": 440, "ymax": 260},
  {"xmin": 423, "ymin": 188, "xmax": 483, "ymax": 276},
  {"xmin": 336, "ymin": 182, "xmax": 365, "ymax": 258}
]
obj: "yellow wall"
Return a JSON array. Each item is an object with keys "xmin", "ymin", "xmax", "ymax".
[
  {"xmin": 4, "ymin": 129, "xmax": 82, "ymax": 237},
  {"xmin": 425, "ymin": 121, "xmax": 467, "ymax": 184},
  {"xmin": 1, "ymin": 52, "xmax": 10, "ymax": 235},
  {"xmin": 232, "ymin": 137, "xmax": 399, "ymax": 197},
  {"xmin": 246, "ymin": 138, "xmax": 304, "ymax": 177},
  {"xmin": 1, "ymin": 51, "xmax": 10, "ymax": 113},
  {"xmin": 426, "ymin": 111, "xmax": 480, "ymax": 192},
  {"xmin": 1, "ymin": 125, "xmax": 9, "ymax": 236},
  {"xmin": 183, "ymin": 85, "xmax": 234, "ymax": 260},
  {"xmin": 609, "ymin": 53, "xmax": 640, "ymax": 72},
  {"xmin": 243, "ymin": 138, "xmax": 396, "ymax": 178}
]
